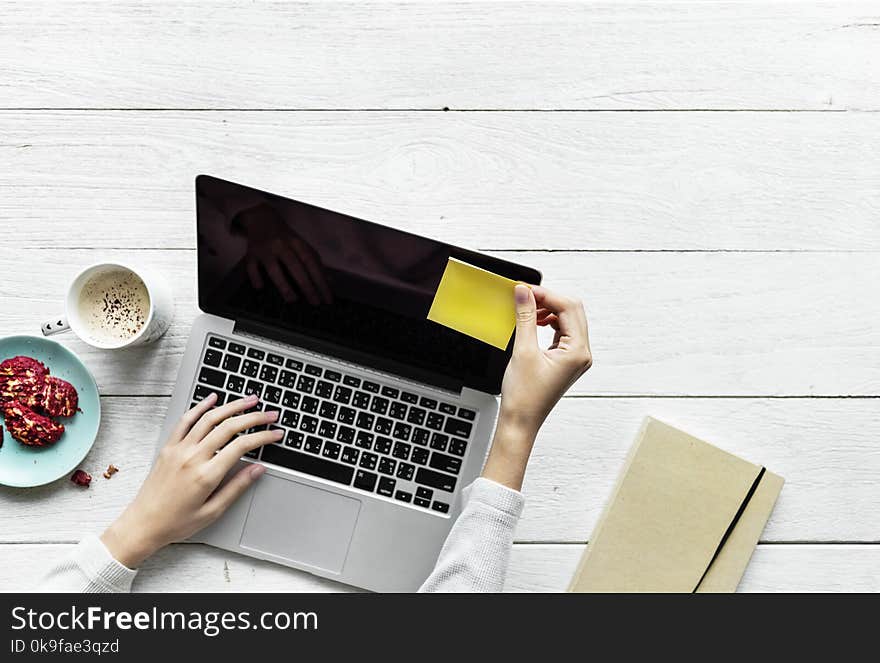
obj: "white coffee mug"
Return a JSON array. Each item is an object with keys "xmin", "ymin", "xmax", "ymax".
[{"xmin": 41, "ymin": 262, "xmax": 173, "ymax": 349}]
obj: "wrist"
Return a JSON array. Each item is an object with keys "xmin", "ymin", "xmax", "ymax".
[
  {"xmin": 480, "ymin": 415, "xmax": 539, "ymax": 491},
  {"xmin": 100, "ymin": 511, "xmax": 164, "ymax": 569}
]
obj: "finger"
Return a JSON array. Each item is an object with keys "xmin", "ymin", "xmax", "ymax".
[
  {"xmin": 170, "ymin": 393, "xmax": 218, "ymax": 442},
  {"xmin": 196, "ymin": 409, "xmax": 280, "ymax": 457},
  {"xmin": 200, "ymin": 463, "xmax": 267, "ymax": 524},
  {"xmin": 290, "ymin": 238, "xmax": 333, "ymax": 305},
  {"xmin": 278, "ymin": 247, "xmax": 319, "ymax": 306},
  {"xmin": 211, "ymin": 427, "xmax": 283, "ymax": 471},
  {"xmin": 246, "ymin": 259, "xmax": 264, "ymax": 290},
  {"xmin": 183, "ymin": 394, "xmax": 259, "ymax": 445},
  {"xmin": 537, "ymin": 313, "xmax": 559, "ymax": 328},
  {"xmin": 512, "ymin": 284, "xmax": 538, "ymax": 354},
  {"xmin": 265, "ymin": 256, "xmax": 297, "ymax": 302},
  {"xmin": 531, "ymin": 286, "xmax": 588, "ymax": 341}
]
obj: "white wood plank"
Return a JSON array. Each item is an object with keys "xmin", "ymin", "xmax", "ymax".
[
  {"xmin": 4, "ymin": 543, "xmax": 878, "ymax": 592},
  {"xmin": 1, "ymin": 2, "xmax": 877, "ymax": 110},
  {"xmin": 0, "ymin": 249, "xmax": 875, "ymax": 396},
  {"xmin": 2, "ymin": 111, "xmax": 879, "ymax": 251},
  {"xmin": 1, "ymin": 397, "xmax": 877, "ymax": 543}
]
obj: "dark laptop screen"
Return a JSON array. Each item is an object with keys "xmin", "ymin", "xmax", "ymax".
[{"xmin": 195, "ymin": 175, "xmax": 541, "ymax": 394}]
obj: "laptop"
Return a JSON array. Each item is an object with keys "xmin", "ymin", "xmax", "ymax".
[{"xmin": 157, "ymin": 175, "xmax": 541, "ymax": 591}]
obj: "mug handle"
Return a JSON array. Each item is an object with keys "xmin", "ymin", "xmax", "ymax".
[{"xmin": 41, "ymin": 315, "xmax": 70, "ymax": 337}]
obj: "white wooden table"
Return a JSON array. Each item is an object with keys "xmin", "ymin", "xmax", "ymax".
[{"xmin": 1, "ymin": 1, "xmax": 878, "ymax": 592}]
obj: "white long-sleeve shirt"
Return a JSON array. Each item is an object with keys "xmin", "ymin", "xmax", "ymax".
[{"xmin": 37, "ymin": 478, "xmax": 524, "ymax": 593}]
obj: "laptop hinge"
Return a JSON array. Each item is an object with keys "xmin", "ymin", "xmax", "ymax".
[{"xmin": 234, "ymin": 319, "xmax": 464, "ymax": 395}]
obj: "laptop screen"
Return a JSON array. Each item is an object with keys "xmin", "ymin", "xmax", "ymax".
[{"xmin": 195, "ymin": 175, "xmax": 541, "ymax": 394}]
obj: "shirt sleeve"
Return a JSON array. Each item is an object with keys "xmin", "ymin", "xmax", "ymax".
[
  {"xmin": 418, "ymin": 477, "xmax": 524, "ymax": 593},
  {"xmin": 35, "ymin": 535, "xmax": 138, "ymax": 593}
]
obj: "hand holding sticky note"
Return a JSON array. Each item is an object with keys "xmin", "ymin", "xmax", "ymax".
[{"xmin": 427, "ymin": 258, "xmax": 519, "ymax": 350}]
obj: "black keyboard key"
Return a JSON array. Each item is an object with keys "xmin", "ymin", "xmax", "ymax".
[
  {"xmin": 244, "ymin": 448, "xmax": 260, "ymax": 459},
  {"xmin": 318, "ymin": 421, "xmax": 337, "ymax": 439},
  {"xmin": 228, "ymin": 342, "xmax": 246, "ymax": 355},
  {"xmin": 363, "ymin": 380, "xmax": 380, "ymax": 393},
  {"xmin": 241, "ymin": 360, "xmax": 260, "ymax": 378},
  {"xmin": 261, "ymin": 445, "xmax": 353, "ymax": 486},
  {"xmin": 381, "ymin": 386, "xmax": 400, "ymax": 399},
  {"xmin": 378, "ymin": 457, "xmax": 397, "ymax": 476},
  {"xmin": 198, "ymin": 367, "xmax": 225, "ymax": 388},
  {"xmin": 411, "ymin": 447, "xmax": 429, "ymax": 465},
  {"xmin": 300, "ymin": 415, "xmax": 318, "ymax": 433},
  {"xmin": 316, "ymin": 380, "xmax": 334, "ymax": 399},
  {"xmin": 416, "ymin": 468, "xmax": 456, "ymax": 492},
  {"xmin": 208, "ymin": 337, "xmax": 226, "ymax": 349},
  {"xmin": 426, "ymin": 412, "xmax": 445, "ymax": 430},
  {"xmin": 359, "ymin": 452, "xmax": 378, "ymax": 470},
  {"xmin": 439, "ymin": 402, "xmax": 457, "ymax": 415},
  {"xmin": 343, "ymin": 375, "xmax": 361, "ymax": 388},
  {"xmin": 374, "ymin": 436, "xmax": 392, "ymax": 454},
  {"xmin": 281, "ymin": 410, "xmax": 300, "ymax": 428},
  {"xmin": 341, "ymin": 446, "xmax": 359, "ymax": 465},
  {"xmin": 285, "ymin": 430, "xmax": 304, "ymax": 449},
  {"xmin": 392, "ymin": 441, "xmax": 411, "ymax": 460},
  {"xmin": 449, "ymin": 438, "xmax": 468, "ymax": 457},
  {"xmin": 356, "ymin": 412, "xmax": 374, "ymax": 429},
  {"xmin": 282, "ymin": 390, "xmax": 301, "ymax": 409},
  {"xmin": 263, "ymin": 404, "xmax": 281, "ymax": 418},
  {"xmin": 444, "ymin": 417, "xmax": 473, "ymax": 439},
  {"xmin": 432, "ymin": 501, "xmax": 450, "ymax": 513},
  {"xmin": 322, "ymin": 441, "xmax": 341, "ymax": 460},
  {"xmin": 355, "ymin": 431, "xmax": 374, "ymax": 449},
  {"xmin": 430, "ymin": 452, "xmax": 462, "ymax": 474},
  {"xmin": 226, "ymin": 375, "xmax": 245, "ymax": 394},
  {"xmin": 296, "ymin": 375, "xmax": 315, "ymax": 393},
  {"xmin": 245, "ymin": 380, "xmax": 263, "ymax": 398},
  {"xmin": 301, "ymin": 396, "xmax": 319, "ymax": 414},
  {"xmin": 279, "ymin": 370, "xmax": 298, "ymax": 388},
  {"xmin": 354, "ymin": 469, "xmax": 377, "ymax": 492},
  {"xmin": 396, "ymin": 462, "xmax": 415, "ymax": 480},
  {"xmin": 247, "ymin": 348, "xmax": 265, "ymax": 360},
  {"xmin": 203, "ymin": 348, "xmax": 223, "ymax": 367},
  {"xmin": 401, "ymin": 391, "xmax": 418, "ymax": 404},
  {"xmin": 263, "ymin": 386, "xmax": 282, "ymax": 404},
  {"xmin": 338, "ymin": 406, "xmax": 356, "ymax": 425},
  {"xmin": 259, "ymin": 365, "xmax": 279, "ymax": 383},
  {"xmin": 319, "ymin": 401, "xmax": 338, "ymax": 420},
  {"xmin": 286, "ymin": 358, "xmax": 303, "ymax": 370},
  {"xmin": 304, "ymin": 436, "xmax": 323, "ymax": 454},
  {"xmin": 419, "ymin": 396, "xmax": 438, "ymax": 410},
  {"xmin": 193, "ymin": 384, "xmax": 224, "ymax": 404},
  {"xmin": 305, "ymin": 364, "xmax": 322, "ymax": 376},
  {"xmin": 416, "ymin": 487, "xmax": 433, "ymax": 500},
  {"xmin": 267, "ymin": 353, "xmax": 284, "ymax": 366},
  {"xmin": 412, "ymin": 429, "xmax": 430, "ymax": 446},
  {"xmin": 324, "ymin": 370, "xmax": 341, "ymax": 382},
  {"xmin": 458, "ymin": 407, "xmax": 476, "ymax": 421},
  {"xmin": 430, "ymin": 432, "xmax": 449, "ymax": 451},
  {"xmin": 222, "ymin": 354, "xmax": 241, "ymax": 372},
  {"xmin": 377, "ymin": 476, "xmax": 396, "ymax": 497},
  {"xmin": 353, "ymin": 391, "xmax": 371, "ymax": 409},
  {"xmin": 414, "ymin": 497, "xmax": 430, "ymax": 508},
  {"xmin": 333, "ymin": 385, "xmax": 352, "ymax": 404},
  {"xmin": 389, "ymin": 402, "xmax": 408, "ymax": 420},
  {"xmin": 392, "ymin": 422, "xmax": 412, "ymax": 441},
  {"xmin": 374, "ymin": 417, "xmax": 393, "ymax": 435},
  {"xmin": 337, "ymin": 426, "xmax": 355, "ymax": 444},
  {"xmin": 370, "ymin": 396, "xmax": 389, "ymax": 415},
  {"xmin": 407, "ymin": 407, "xmax": 426, "ymax": 426},
  {"xmin": 395, "ymin": 490, "xmax": 412, "ymax": 503}
]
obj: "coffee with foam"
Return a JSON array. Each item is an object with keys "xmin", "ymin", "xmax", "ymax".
[{"xmin": 77, "ymin": 268, "xmax": 150, "ymax": 345}]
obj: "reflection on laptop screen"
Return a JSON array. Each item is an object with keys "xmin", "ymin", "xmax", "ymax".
[{"xmin": 195, "ymin": 175, "xmax": 541, "ymax": 394}]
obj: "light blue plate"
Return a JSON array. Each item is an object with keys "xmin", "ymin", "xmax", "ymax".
[{"xmin": 0, "ymin": 336, "xmax": 101, "ymax": 487}]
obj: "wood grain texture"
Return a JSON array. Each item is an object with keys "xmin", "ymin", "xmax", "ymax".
[
  {"xmin": 3, "ymin": 542, "xmax": 877, "ymax": 592},
  {"xmin": 1, "ymin": 397, "xmax": 876, "ymax": 543},
  {"xmin": 2, "ymin": 111, "xmax": 879, "ymax": 251},
  {"xmin": 1, "ymin": 2, "xmax": 877, "ymax": 110},
  {"xmin": 0, "ymin": 248, "xmax": 875, "ymax": 397}
]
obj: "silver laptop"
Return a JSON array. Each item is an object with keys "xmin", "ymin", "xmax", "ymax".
[{"xmin": 157, "ymin": 175, "xmax": 541, "ymax": 591}]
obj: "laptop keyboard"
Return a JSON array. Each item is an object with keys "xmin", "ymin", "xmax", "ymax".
[{"xmin": 190, "ymin": 335, "xmax": 478, "ymax": 515}]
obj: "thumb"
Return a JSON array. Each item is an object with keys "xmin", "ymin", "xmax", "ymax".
[
  {"xmin": 512, "ymin": 284, "xmax": 538, "ymax": 353},
  {"xmin": 202, "ymin": 463, "xmax": 265, "ymax": 521}
]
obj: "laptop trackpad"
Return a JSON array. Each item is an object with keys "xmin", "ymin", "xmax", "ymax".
[{"xmin": 240, "ymin": 475, "xmax": 361, "ymax": 574}]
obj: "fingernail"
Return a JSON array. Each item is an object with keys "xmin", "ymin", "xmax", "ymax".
[
  {"xmin": 250, "ymin": 464, "xmax": 266, "ymax": 478},
  {"xmin": 246, "ymin": 394, "xmax": 258, "ymax": 402},
  {"xmin": 272, "ymin": 428, "xmax": 284, "ymax": 439},
  {"xmin": 514, "ymin": 284, "xmax": 529, "ymax": 304},
  {"xmin": 267, "ymin": 410, "xmax": 279, "ymax": 421}
]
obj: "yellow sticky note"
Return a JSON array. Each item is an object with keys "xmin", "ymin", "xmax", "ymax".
[{"xmin": 427, "ymin": 258, "xmax": 517, "ymax": 350}]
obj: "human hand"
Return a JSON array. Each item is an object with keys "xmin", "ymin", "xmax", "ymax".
[
  {"xmin": 482, "ymin": 284, "xmax": 592, "ymax": 490},
  {"xmin": 100, "ymin": 394, "xmax": 280, "ymax": 568}
]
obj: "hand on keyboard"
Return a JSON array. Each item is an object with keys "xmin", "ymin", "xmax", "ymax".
[{"xmin": 98, "ymin": 393, "xmax": 281, "ymax": 568}]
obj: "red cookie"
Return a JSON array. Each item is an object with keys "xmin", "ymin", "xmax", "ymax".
[
  {"xmin": 2, "ymin": 400, "xmax": 65, "ymax": 447},
  {"xmin": 40, "ymin": 376, "xmax": 79, "ymax": 418},
  {"xmin": 0, "ymin": 356, "xmax": 48, "ymax": 408}
]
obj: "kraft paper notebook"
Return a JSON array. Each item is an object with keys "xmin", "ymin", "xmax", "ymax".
[{"xmin": 569, "ymin": 417, "xmax": 784, "ymax": 593}]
